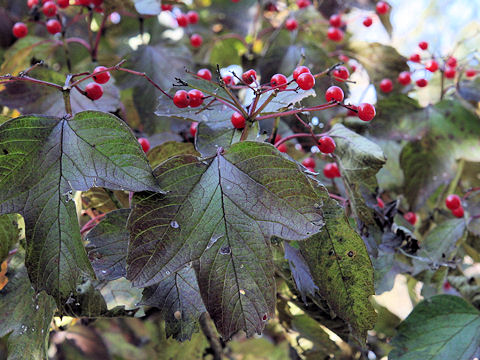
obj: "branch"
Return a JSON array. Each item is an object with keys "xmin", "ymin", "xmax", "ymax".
[{"xmin": 199, "ymin": 313, "xmax": 223, "ymax": 360}]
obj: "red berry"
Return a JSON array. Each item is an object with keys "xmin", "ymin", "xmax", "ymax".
[
  {"xmin": 190, "ymin": 122, "xmax": 198, "ymax": 137},
  {"xmin": 57, "ymin": 0, "xmax": 69, "ymax": 8},
  {"xmin": 425, "ymin": 59, "xmax": 439, "ymax": 72},
  {"xmin": 325, "ymin": 86, "xmax": 344, "ymax": 102},
  {"xmin": 265, "ymin": 2, "xmax": 278, "ymax": 11},
  {"xmin": 296, "ymin": 0, "xmax": 311, "ymax": 8},
  {"xmin": 293, "ymin": 66, "xmax": 310, "ymax": 80},
  {"xmin": 190, "ymin": 34, "xmax": 203, "ymax": 48},
  {"xmin": 329, "ymin": 14, "xmax": 342, "ymax": 28},
  {"xmin": 92, "ymin": 0, "xmax": 104, "ymax": 7},
  {"xmin": 418, "ymin": 41, "xmax": 428, "ymax": 50},
  {"xmin": 296, "ymin": 73, "xmax": 315, "ymax": 90},
  {"xmin": 186, "ymin": 11, "xmax": 199, "ymax": 24},
  {"xmin": 223, "ymin": 75, "xmax": 233, "ymax": 85},
  {"xmin": 376, "ymin": 1, "xmax": 389, "ymax": 14},
  {"xmin": 231, "ymin": 112, "xmax": 246, "ymax": 129},
  {"xmin": 379, "ymin": 78, "xmax": 393, "ymax": 93},
  {"xmin": 323, "ymin": 162, "xmax": 340, "ymax": 178},
  {"xmin": 188, "ymin": 89, "xmax": 204, "ymax": 107},
  {"xmin": 138, "ymin": 137, "xmax": 150, "ymax": 153},
  {"xmin": 173, "ymin": 90, "xmax": 190, "ymax": 108},
  {"xmin": 176, "ymin": 13, "xmax": 188, "ymax": 27},
  {"xmin": 242, "ymin": 69, "xmax": 257, "ymax": 84},
  {"xmin": 85, "ymin": 83, "xmax": 103, "ymax": 100},
  {"xmin": 197, "ymin": 69, "xmax": 212, "ymax": 81},
  {"xmin": 46, "ymin": 19, "xmax": 62, "ymax": 34},
  {"xmin": 27, "ymin": 0, "xmax": 39, "ymax": 8},
  {"xmin": 161, "ymin": 4, "xmax": 172, "ymax": 11},
  {"xmin": 466, "ymin": 69, "xmax": 477, "ymax": 78},
  {"xmin": 270, "ymin": 73, "xmax": 288, "ymax": 90},
  {"xmin": 446, "ymin": 57, "xmax": 457, "ymax": 68},
  {"xmin": 443, "ymin": 281, "xmax": 451, "ymax": 291},
  {"xmin": 42, "ymin": 1, "xmax": 57, "ymax": 17},
  {"xmin": 339, "ymin": 54, "xmax": 349, "ymax": 63},
  {"xmin": 346, "ymin": 104, "xmax": 358, "ymax": 116},
  {"xmin": 452, "ymin": 206, "xmax": 464, "ymax": 218},
  {"xmin": 277, "ymin": 143, "xmax": 287, "ymax": 153},
  {"xmin": 93, "ymin": 66, "xmax": 111, "ymax": 84},
  {"xmin": 445, "ymin": 194, "xmax": 461, "ymax": 210},
  {"xmin": 302, "ymin": 157, "xmax": 316, "ymax": 168},
  {"xmin": 12, "ymin": 22, "xmax": 28, "ymax": 38},
  {"xmin": 377, "ymin": 197, "xmax": 385, "ymax": 209},
  {"xmin": 397, "ymin": 71, "xmax": 411, "ymax": 85},
  {"xmin": 357, "ymin": 103, "xmax": 376, "ymax": 121},
  {"xmin": 404, "ymin": 212, "xmax": 417, "ymax": 225},
  {"xmin": 318, "ymin": 136, "xmax": 336, "ymax": 154},
  {"xmin": 363, "ymin": 17, "xmax": 373, "ymax": 27},
  {"xmin": 285, "ymin": 18, "xmax": 298, "ymax": 31},
  {"xmin": 332, "ymin": 66, "xmax": 349, "ymax": 82},
  {"xmin": 444, "ymin": 67, "xmax": 456, "ymax": 79},
  {"xmin": 327, "ymin": 27, "xmax": 344, "ymax": 42},
  {"xmin": 409, "ymin": 53, "xmax": 421, "ymax": 63},
  {"xmin": 416, "ymin": 78, "xmax": 428, "ymax": 87}
]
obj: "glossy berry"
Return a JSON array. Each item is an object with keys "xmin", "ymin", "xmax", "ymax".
[
  {"xmin": 190, "ymin": 34, "xmax": 203, "ymax": 48},
  {"xmin": 409, "ymin": 53, "xmax": 421, "ymax": 63},
  {"xmin": 188, "ymin": 89, "xmax": 204, "ymax": 108},
  {"xmin": 376, "ymin": 1, "xmax": 389, "ymax": 14},
  {"xmin": 285, "ymin": 18, "xmax": 298, "ymax": 31},
  {"xmin": 271, "ymin": 73, "xmax": 288, "ymax": 90},
  {"xmin": 377, "ymin": 197, "xmax": 385, "ymax": 209},
  {"xmin": 57, "ymin": 0, "xmax": 69, "ymax": 8},
  {"xmin": 425, "ymin": 59, "xmax": 439, "ymax": 72},
  {"xmin": 293, "ymin": 66, "xmax": 310, "ymax": 80},
  {"xmin": 333, "ymin": 66, "xmax": 349, "ymax": 82},
  {"xmin": 197, "ymin": 68, "xmax": 212, "ymax": 81},
  {"xmin": 418, "ymin": 41, "xmax": 428, "ymax": 50},
  {"xmin": 242, "ymin": 69, "xmax": 257, "ymax": 84},
  {"xmin": 186, "ymin": 11, "xmax": 199, "ymax": 24},
  {"xmin": 93, "ymin": 66, "xmax": 111, "ymax": 84},
  {"xmin": 404, "ymin": 212, "xmax": 417, "ymax": 225},
  {"xmin": 446, "ymin": 57, "xmax": 457, "ymax": 68},
  {"xmin": 231, "ymin": 112, "xmax": 246, "ymax": 129},
  {"xmin": 190, "ymin": 122, "xmax": 198, "ymax": 137},
  {"xmin": 138, "ymin": 137, "xmax": 150, "ymax": 153},
  {"xmin": 325, "ymin": 86, "xmax": 344, "ymax": 102},
  {"xmin": 357, "ymin": 103, "xmax": 376, "ymax": 121},
  {"xmin": 323, "ymin": 163, "xmax": 340, "ymax": 178},
  {"xmin": 327, "ymin": 27, "xmax": 344, "ymax": 42},
  {"xmin": 296, "ymin": 73, "xmax": 315, "ymax": 90},
  {"xmin": 161, "ymin": 4, "xmax": 173, "ymax": 11},
  {"xmin": 277, "ymin": 143, "xmax": 287, "ymax": 153},
  {"xmin": 296, "ymin": 0, "xmax": 311, "ymax": 8},
  {"xmin": 27, "ymin": 0, "xmax": 39, "ymax": 8},
  {"xmin": 318, "ymin": 136, "xmax": 336, "ymax": 154},
  {"xmin": 173, "ymin": 90, "xmax": 190, "ymax": 108},
  {"xmin": 42, "ymin": 1, "xmax": 57, "ymax": 17},
  {"xmin": 265, "ymin": 2, "xmax": 278, "ymax": 12},
  {"xmin": 445, "ymin": 194, "xmax": 461, "ymax": 210},
  {"xmin": 302, "ymin": 157, "xmax": 316, "ymax": 168},
  {"xmin": 176, "ymin": 13, "xmax": 188, "ymax": 27},
  {"xmin": 397, "ymin": 71, "xmax": 411, "ymax": 85},
  {"xmin": 443, "ymin": 281, "xmax": 452, "ymax": 291},
  {"xmin": 452, "ymin": 206, "xmax": 464, "ymax": 218},
  {"xmin": 12, "ymin": 22, "xmax": 28, "ymax": 38},
  {"xmin": 339, "ymin": 54, "xmax": 349, "ymax": 63},
  {"xmin": 444, "ymin": 67, "xmax": 456, "ymax": 79},
  {"xmin": 416, "ymin": 78, "xmax": 428, "ymax": 87},
  {"xmin": 379, "ymin": 78, "xmax": 393, "ymax": 93},
  {"xmin": 363, "ymin": 17, "xmax": 373, "ymax": 27},
  {"xmin": 466, "ymin": 69, "xmax": 477, "ymax": 78},
  {"xmin": 329, "ymin": 14, "xmax": 342, "ymax": 28},
  {"xmin": 46, "ymin": 19, "xmax": 62, "ymax": 34},
  {"xmin": 223, "ymin": 75, "xmax": 233, "ymax": 85},
  {"xmin": 85, "ymin": 83, "xmax": 103, "ymax": 100}
]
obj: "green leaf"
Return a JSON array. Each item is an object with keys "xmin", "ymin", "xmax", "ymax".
[
  {"xmin": 0, "ymin": 111, "xmax": 161, "ymax": 303},
  {"xmin": 0, "ymin": 254, "xmax": 56, "ymax": 360},
  {"xmin": 141, "ymin": 266, "xmax": 206, "ymax": 341},
  {"xmin": 390, "ymin": 295, "xmax": 480, "ymax": 360},
  {"xmin": 147, "ymin": 141, "xmax": 199, "ymax": 169},
  {"xmin": 0, "ymin": 214, "xmax": 19, "ymax": 263},
  {"xmin": 127, "ymin": 141, "xmax": 324, "ymax": 338}
]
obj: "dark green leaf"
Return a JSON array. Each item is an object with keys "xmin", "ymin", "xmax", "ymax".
[{"xmin": 147, "ymin": 141, "xmax": 199, "ymax": 169}]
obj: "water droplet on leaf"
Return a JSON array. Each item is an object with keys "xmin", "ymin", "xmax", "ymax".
[
  {"xmin": 239, "ymin": 289, "xmax": 245, "ymax": 295},
  {"xmin": 174, "ymin": 310, "xmax": 182, "ymax": 320},
  {"xmin": 219, "ymin": 246, "xmax": 231, "ymax": 255},
  {"xmin": 170, "ymin": 221, "xmax": 179, "ymax": 229},
  {"xmin": 206, "ymin": 234, "xmax": 223, "ymax": 250}
]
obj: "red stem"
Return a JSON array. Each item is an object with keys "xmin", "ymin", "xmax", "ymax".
[
  {"xmin": 80, "ymin": 213, "xmax": 106, "ymax": 235},
  {"xmin": 274, "ymin": 132, "xmax": 326, "ymax": 148},
  {"xmin": 256, "ymin": 102, "xmax": 339, "ymax": 121}
]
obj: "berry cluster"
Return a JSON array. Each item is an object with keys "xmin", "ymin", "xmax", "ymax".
[
  {"xmin": 445, "ymin": 194, "xmax": 464, "ymax": 218},
  {"xmin": 85, "ymin": 66, "xmax": 111, "ymax": 100},
  {"xmin": 172, "ymin": 10, "xmax": 203, "ymax": 48}
]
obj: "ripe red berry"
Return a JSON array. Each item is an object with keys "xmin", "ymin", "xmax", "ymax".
[
  {"xmin": 397, "ymin": 71, "xmax": 411, "ymax": 85},
  {"xmin": 42, "ymin": 1, "xmax": 57, "ymax": 17},
  {"xmin": 173, "ymin": 90, "xmax": 190, "ymax": 108},
  {"xmin": 223, "ymin": 75, "xmax": 233, "ymax": 85},
  {"xmin": 425, "ymin": 59, "xmax": 439, "ymax": 72},
  {"xmin": 377, "ymin": 197, "xmax": 385, "ymax": 209},
  {"xmin": 242, "ymin": 69, "xmax": 257, "ymax": 84},
  {"xmin": 138, "ymin": 137, "xmax": 150, "ymax": 153},
  {"xmin": 339, "ymin": 54, "xmax": 349, "ymax": 63},
  {"xmin": 332, "ymin": 66, "xmax": 349, "ymax": 82},
  {"xmin": 379, "ymin": 78, "xmax": 393, "ymax": 93},
  {"xmin": 466, "ymin": 69, "xmax": 477, "ymax": 78},
  {"xmin": 325, "ymin": 86, "xmax": 344, "ymax": 102},
  {"xmin": 27, "ymin": 0, "xmax": 39, "ymax": 8},
  {"xmin": 231, "ymin": 112, "xmax": 246, "ymax": 129},
  {"xmin": 277, "ymin": 143, "xmax": 287, "ymax": 153},
  {"xmin": 443, "ymin": 281, "xmax": 452, "ymax": 291},
  {"xmin": 418, "ymin": 41, "xmax": 428, "ymax": 50},
  {"xmin": 452, "ymin": 206, "xmax": 464, "ymax": 218},
  {"xmin": 271, "ymin": 73, "xmax": 288, "ymax": 90},
  {"xmin": 323, "ymin": 163, "xmax": 340, "ymax": 178},
  {"xmin": 161, "ymin": 4, "xmax": 172, "ymax": 11},
  {"xmin": 363, "ymin": 17, "xmax": 373, "ymax": 27},
  {"xmin": 12, "ymin": 22, "xmax": 28, "ymax": 38},
  {"xmin": 302, "ymin": 157, "xmax": 316, "ymax": 168},
  {"xmin": 318, "ymin": 136, "xmax": 336, "ymax": 154},
  {"xmin": 186, "ymin": 11, "xmax": 199, "ymax": 24},
  {"xmin": 409, "ymin": 53, "xmax": 421, "ymax": 63},
  {"xmin": 197, "ymin": 69, "xmax": 212, "ymax": 81},
  {"xmin": 296, "ymin": 73, "xmax": 315, "ymax": 90},
  {"xmin": 190, "ymin": 122, "xmax": 198, "ymax": 137},
  {"xmin": 293, "ymin": 66, "xmax": 310, "ymax": 80},
  {"xmin": 190, "ymin": 34, "xmax": 203, "ymax": 48},
  {"xmin": 327, "ymin": 27, "xmax": 344, "ymax": 42},
  {"xmin": 416, "ymin": 78, "xmax": 428, "ymax": 87},
  {"xmin": 445, "ymin": 194, "xmax": 461, "ymax": 210},
  {"xmin": 285, "ymin": 18, "xmax": 298, "ymax": 31},
  {"xmin": 404, "ymin": 212, "xmax": 417, "ymax": 225},
  {"xmin": 85, "ymin": 83, "xmax": 103, "ymax": 100},
  {"xmin": 329, "ymin": 14, "xmax": 342, "ymax": 28},
  {"xmin": 444, "ymin": 67, "xmax": 456, "ymax": 79},
  {"xmin": 57, "ymin": 0, "xmax": 69, "ymax": 8},
  {"xmin": 376, "ymin": 1, "xmax": 389, "ymax": 14},
  {"xmin": 446, "ymin": 57, "xmax": 457, "ymax": 68},
  {"xmin": 46, "ymin": 19, "xmax": 62, "ymax": 34},
  {"xmin": 188, "ymin": 89, "xmax": 204, "ymax": 107},
  {"xmin": 357, "ymin": 103, "xmax": 376, "ymax": 121},
  {"xmin": 176, "ymin": 13, "xmax": 188, "ymax": 27},
  {"xmin": 93, "ymin": 66, "xmax": 111, "ymax": 84},
  {"xmin": 296, "ymin": 0, "xmax": 311, "ymax": 8}
]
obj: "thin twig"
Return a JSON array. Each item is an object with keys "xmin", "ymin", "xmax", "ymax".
[{"xmin": 199, "ymin": 313, "xmax": 223, "ymax": 360}]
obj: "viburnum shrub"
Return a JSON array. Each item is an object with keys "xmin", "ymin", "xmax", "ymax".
[{"xmin": 0, "ymin": 1, "xmax": 479, "ymax": 359}]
